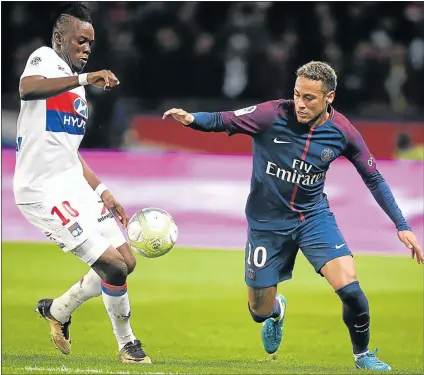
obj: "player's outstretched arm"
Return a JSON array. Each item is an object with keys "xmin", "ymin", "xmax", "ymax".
[
  {"xmin": 364, "ymin": 172, "xmax": 424, "ymax": 263},
  {"xmin": 163, "ymin": 102, "xmax": 279, "ymax": 135},
  {"xmin": 163, "ymin": 108, "xmax": 232, "ymax": 132},
  {"xmin": 19, "ymin": 70, "xmax": 120, "ymax": 101},
  {"xmin": 78, "ymin": 152, "xmax": 128, "ymax": 227},
  {"xmin": 343, "ymin": 125, "xmax": 424, "ymax": 264}
]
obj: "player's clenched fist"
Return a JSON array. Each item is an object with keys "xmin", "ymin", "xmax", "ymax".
[
  {"xmin": 87, "ymin": 70, "xmax": 120, "ymax": 91},
  {"xmin": 162, "ymin": 108, "xmax": 194, "ymax": 126}
]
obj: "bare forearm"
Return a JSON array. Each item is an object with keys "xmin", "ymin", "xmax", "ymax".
[
  {"xmin": 20, "ymin": 76, "xmax": 80, "ymax": 101},
  {"xmin": 78, "ymin": 152, "xmax": 101, "ymax": 190}
]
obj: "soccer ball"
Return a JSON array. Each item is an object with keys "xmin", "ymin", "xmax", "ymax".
[{"xmin": 127, "ymin": 208, "xmax": 178, "ymax": 258}]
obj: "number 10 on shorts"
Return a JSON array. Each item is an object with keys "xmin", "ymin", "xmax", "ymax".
[
  {"xmin": 51, "ymin": 201, "xmax": 80, "ymax": 226},
  {"xmin": 247, "ymin": 243, "xmax": 267, "ymax": 268}
]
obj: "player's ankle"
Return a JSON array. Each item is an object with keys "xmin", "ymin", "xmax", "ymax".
[
  {"xmin": 354, "ymin": 350, "xmax": 369, "ymax": 360},
  {"xmin": 50, "ymin": 299, "xmax": 71, "ymax": 324},
  {"xmin": 271, "ymin": 297, "xmax": 284, "ymax": 322},
  {"xmin": 248, "ymin": 304, "xmax": 274, "ymax": 323},
  {"xmin": 118, "ymin": 334, "xmax": 137, "ymax": 350}
]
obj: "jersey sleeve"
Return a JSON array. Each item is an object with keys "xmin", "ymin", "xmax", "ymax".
[
  {"xmin": 219, "ymin": 101, "xmax": 280, "ymax": 135},
  {"xmin": 20, "ymin": 48, "xmax": 55, "ymax": 80},
  {"xmin": 342, "ymin": 123, "xmax": 410, "ymax": 231},
  {"xmin": 342, "ymin": 124, "xmax": 376, "ymax": 177},
  {"xmin": 190, "ymin": 100, "xmax": 280, "ymax": 136}
]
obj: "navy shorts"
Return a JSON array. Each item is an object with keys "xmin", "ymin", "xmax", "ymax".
[{"xmin": 244, "ymin": 211, "xmax": 352, "ymax": 288}]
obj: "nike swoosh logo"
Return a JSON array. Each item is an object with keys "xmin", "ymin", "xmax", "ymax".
[
  {"xmin": 273, "ymin": 138, "xmax": 291, "ymax": 144},
  {"xmin": 335, "ymin": 243, "xmax": 346, "ymax": 249},
  {"xmin": 354, "ymin": 321, "xmax": 369, "ymax": 328}
]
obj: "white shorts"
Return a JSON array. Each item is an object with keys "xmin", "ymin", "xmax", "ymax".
[{"xmin": 17, "ymin": 176, "xmax": 127, "ymax": 266}]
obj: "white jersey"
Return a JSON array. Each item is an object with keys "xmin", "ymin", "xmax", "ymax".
[{"xmin": 13, "ymin": 46, "xmax": 88, "ymax": 204}]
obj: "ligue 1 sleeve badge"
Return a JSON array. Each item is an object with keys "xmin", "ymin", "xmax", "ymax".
[{"xmin": 321, "ymin": 148, "xmax": 335, "ymax": 162}]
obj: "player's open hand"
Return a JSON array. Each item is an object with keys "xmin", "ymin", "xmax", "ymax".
[
  {"xmin": 101, "ymin": 190, "xmax": 129, "ymax": 227},
  {"xmin": 162, "ymin": 108, "xmax": 194, "ymax": 126},
  {"xmin": 88, "ymin": 70, "xmax": 120, "ymax": 91},
  {"xmin": 397, "ymin": 230, "xmax": 424, "ymax": 264}
]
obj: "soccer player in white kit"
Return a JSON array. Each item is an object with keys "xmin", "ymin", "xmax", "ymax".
[{"xmin": 14, "ymin": 3, "xmax": 151, "ymax": 364}]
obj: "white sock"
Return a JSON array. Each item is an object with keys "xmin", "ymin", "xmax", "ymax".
[
  {"xmin": 354, "ymin": 350, "xmax": 369, "ymax": 360},
  {"xmin": 50, "ymin": 269, "xmax": 102, "ymax": 324},
  {"xmin": 101, "ymin": 281, "xmax": 137, "ymax": 350}
]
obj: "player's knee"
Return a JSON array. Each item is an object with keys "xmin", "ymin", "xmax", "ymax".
[
  {"xmin": 336, "ymin": 281, "xmax": 369, "ymax": 315},
  {"xmin": 104, "ymin": 259, "xmax": 128, "ymax": 285},
  {"xmin": 344, "ymin": 267, "xmax": 357, "ymax": 284},
  {"xmin": 116, "ymin": 243, "xmax": 136, "ymax": 275},
  {"xmin": 321, "ymin": 256, "xmax": 358, "ymax": 290},
  {"xmin": 125, "ymin": 253, "xmax": 137, "ymax": 275}
]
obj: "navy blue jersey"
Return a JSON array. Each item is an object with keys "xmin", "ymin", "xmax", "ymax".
[{"xmin": 190, "ymin": 100, "xmax": 410, "ymax": 233}]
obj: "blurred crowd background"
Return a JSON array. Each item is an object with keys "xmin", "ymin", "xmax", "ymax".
[{"xmin": 1, "ymin": 1, "xmax": 423, "ymax": 158}]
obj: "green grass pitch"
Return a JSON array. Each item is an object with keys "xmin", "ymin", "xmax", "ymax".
[{"xmin": 1, "ymin": 242, "xmax": 423, "ymax": 374}]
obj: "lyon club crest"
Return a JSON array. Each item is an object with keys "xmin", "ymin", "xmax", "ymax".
[{"xmin": 321, "ymin": 148, "xmax": 335, "ymax": 162}]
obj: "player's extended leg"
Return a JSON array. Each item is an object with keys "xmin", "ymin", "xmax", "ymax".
[
  {"xmin": 37, "ymin": 243, "xmax": 136, "ymax": 340},
  {"xmin": 22, "ymin": 185, "xmax": 146, "ymax": 362},
  {"xmin": 245, "ymin": 228, "xmax": 297, "ymax": 354},
  {"xmin": 299, "ymin": 211, "xmax": 391, "ymax": 371},
  {"xmin": 35, "ymin": 187, "xmax": 139, "ymax": 356},
  {"xmin": 248, "ymin": 286, "xmax": 287, "ymax": 354},
  {"xmin": 47, "ymin": 242, "xmax": 136, "ymax": 323},
  {"xmin": 321, "ymin": 257, "xmax": 391, "ymax": 371},
  {"xmin": 37, "ymin": 243, "xmax": 137, "ymax": 355},
  {"xmin": 36, "ymin": 267, "xmax": 101, "ymax": 355},
  {"xmin": 90, "ymin": 244, "xmax": 151, "ymax": 364}
]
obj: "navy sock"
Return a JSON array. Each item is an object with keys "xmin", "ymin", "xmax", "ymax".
[
  {"xmin": 336, "ymin": 281, "xmax": 370, "ymax": 355},
  {"xmin": 248, "ymin": 299, "xmax": 281, "ymax": 323}
]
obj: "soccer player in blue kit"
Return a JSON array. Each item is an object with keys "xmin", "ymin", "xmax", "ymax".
[{"xmin": 163, "ymin": 61, "xmax": 424, "ymax": 371}]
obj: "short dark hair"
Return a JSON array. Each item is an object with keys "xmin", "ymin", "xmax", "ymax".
[
  {"xmin": 296, "ymin": 61, "xmax": 337, "ymax": 93},
  {"xmin": 52, "ymin": 2, "xmax": 92, "ymax": 36}
]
